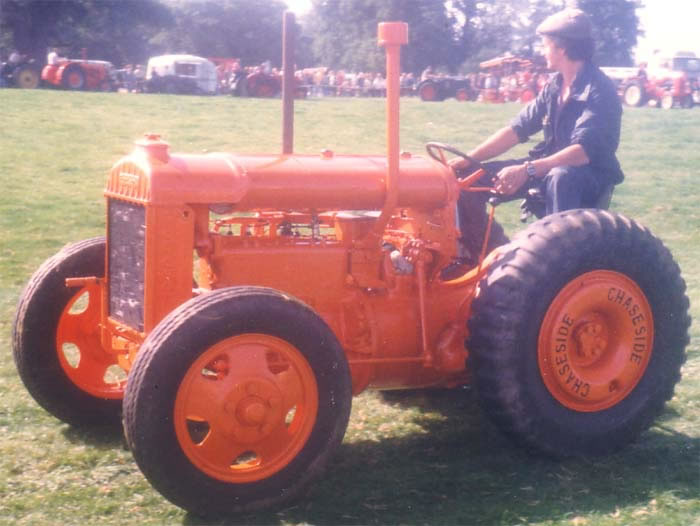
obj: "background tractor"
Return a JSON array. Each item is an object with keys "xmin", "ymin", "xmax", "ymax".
[
  {"xmin": 13, "ymin": 15, "xmax": 690, "ymax": 517},
  {"xmin": 602, "ymin": 51, "xmax": 700, "ymax": 109},
  {"xmin": 417, "ymin": 74, "xmax": 475, "ymax": 101},
  {"xmin": 0, "ymin": 55, "xmax": 40, "ymax": 89},
  {"xmin": 42, "ymin": 58, "xmax": 116, "ymax": 91}
]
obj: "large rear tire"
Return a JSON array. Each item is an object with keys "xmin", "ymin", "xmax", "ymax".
[
  {"xmin": 123, "ymin": 286, "xmax": 352, "ymax": 516},
  {"xmin": 12, "ymin": 237, "xmax": 124, "ymax": 427},
  {"xmin": 14, "ymin": 64, "xmax": 40, "ymax": 89},
  {"xmin": 622, "ymin": 82, "xmax": 644, "ymax": 107},
  {"xmin": 418, "ymin": 80, "xmax": 443, "ymax": 101},
  {"xmin": 468, "ymin": 210, "xmax": 689, "ymax": 457}
]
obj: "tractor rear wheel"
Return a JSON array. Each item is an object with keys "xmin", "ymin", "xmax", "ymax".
[
  {"xmin": 622, "ymin": 82, "xmax": 644, "ymax": 107},
  {"xmin": 123, "ymin": 286, "xmax": 352, "ymax": 516},
  {"xmin": 468, "ymin": 210, "xmax": 689, "ymax": 457},
  {"xmin": 455, "ymin": 88, "xmax": 470, "ymax": 101},
  {"xmin": 12, "ymin": 237, "xmax": 124, "ymax": 427},
  {"xmin": 14, "ymin": 64, "xmax": 40, "ymax": 89},
  {"xmin": 419, "ymin": 80, "xmax": 442, "ymax": 101}
]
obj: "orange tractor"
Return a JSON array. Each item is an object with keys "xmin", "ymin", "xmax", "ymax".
[
  {"xmin": 42, "ymin": 58, "xmax": 116, "ymax": 91},
  {"xmin": 13, "ymin": 16, "xmax": 690, "ymax": 517}
]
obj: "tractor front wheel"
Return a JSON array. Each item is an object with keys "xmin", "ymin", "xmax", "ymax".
[
  {"xmin": 12, "ymin": 237, "xmax": 124, "ymax": 427},
  {"xmin": 123, "ymin": 286, "xmax": 352, "ymax": 516},
  {"xmin": 62, "ymin": 64, "xmax": 86, "ymax": 90},
  {"xmin": 468, "ymin": 210, "xmax": 689, "ymax": 457},
  {"xmin": 660, "ymin": 93, "xmax": 675, "ymax": 110}
]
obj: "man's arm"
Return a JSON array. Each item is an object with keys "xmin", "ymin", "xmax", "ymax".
[
  {"xmin": 449, "ymin": 126, "xmax": 520, "ymax": 172},
  {"xmin": 468, "ymin": 126, "xmax": 521, "ymax": 162},
  {"xmin": 493, "ymin": 144, "xmax": 590, "ymax": 195},
  {"xmin": 529, "ymin": 143, "xmax": 590, "ymax": 175}
]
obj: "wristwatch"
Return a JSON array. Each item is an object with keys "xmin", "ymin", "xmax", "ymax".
[{"xmin": 525, "ymin": 161, "xmax": 537, "ymax": 181}]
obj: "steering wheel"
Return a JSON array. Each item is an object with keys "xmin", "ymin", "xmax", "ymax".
[
  {"xmin": 425, "ymin": 142, "xmax": 484, "ymax": 173},
  {"xmin": 426, "ymin": 142, "xmax": 503, "ymax": 204}
]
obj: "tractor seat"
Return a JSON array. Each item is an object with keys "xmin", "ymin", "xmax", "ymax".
[{"xmin": 520, "ymin": 183, "xmax": 615, "ymax": 222}]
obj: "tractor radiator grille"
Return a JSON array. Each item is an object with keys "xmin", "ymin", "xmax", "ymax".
[{"xmin": 108, "ymin": 199, "xmax": 145, "ymax": 331}]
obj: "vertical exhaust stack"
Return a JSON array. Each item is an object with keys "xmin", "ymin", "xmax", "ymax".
[
  {"xmin": 282, "ymin": 11, "xmax": 295, "ymax": 155},
  {"xmin": 364, "ymin": 22, "xmax": 409, "ymax": 244}
]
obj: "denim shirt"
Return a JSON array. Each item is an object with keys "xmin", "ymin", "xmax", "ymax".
[{"xmin": 510, "ymin": 62, "xmax": 624, "ymax": 185}]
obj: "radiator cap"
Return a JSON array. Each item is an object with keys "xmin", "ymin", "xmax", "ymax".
[{"xmin": 135, "ymin": 133, "xmax": 170, "ymax": 163}]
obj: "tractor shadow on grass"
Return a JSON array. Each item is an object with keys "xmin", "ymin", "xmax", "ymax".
[
  {"xmin": 62, "ymin": 419, "xmax": 127, "ymax": 449},
  {"xmin": 190, "ymin": 388, "xmax": 700, "ymax": 526}
]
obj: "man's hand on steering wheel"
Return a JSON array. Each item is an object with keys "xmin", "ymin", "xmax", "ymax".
[
  {"xmin": 448, "ymin": 156, "xmax": 477, "ymax": 176},
  {"xmin": 425, "ymin": 142, "xmax": 483, "ymax": 178},
  {"xmin": 494, "ymin": 164, "xmax": 529, "ymax": 196}
]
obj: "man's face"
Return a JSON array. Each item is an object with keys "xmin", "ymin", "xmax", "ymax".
[{"xmin": 542, "ymin": 36, "xmax": 566, "ymax": 71}]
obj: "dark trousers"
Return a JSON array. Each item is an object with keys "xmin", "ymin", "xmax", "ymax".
[{"xmin": 457, "ymin": 158, "xmax": 601, "ymax": 245}]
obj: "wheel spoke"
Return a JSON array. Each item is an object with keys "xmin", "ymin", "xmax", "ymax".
[
  {"xmin": 252, "ymin": 425, "xmax": 293, "ymax": 465},
  {"xmin": 195, "ymin": 427, "xmax": 245, "ymax": 469},
  {"xmin": 229, "ymin": 345, "xmax": 276, "ymax": 380},
  {"xmin": 179, "ymin": 374, "xmax": 229, "ymax": 423},
  {"xmin": 58, "ymin": 310, "xmax": 95, "ymax": 342},
  {"xmin": 276, "ymin": 368, "xmax": 304, "ymax": 413},
  {"xmin": 57, "ymin": 286, "xmax": 101, "ymax": 347},
  {"xmin": 73, "ymin": 352, "xmax": 108, "ymax": 385}
]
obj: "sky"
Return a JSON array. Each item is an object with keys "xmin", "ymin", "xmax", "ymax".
[
  {"xmin": 635, "ymin": 0, "xmax": 700, "ymax": 58},
  {"xmin": 284, "ymin": 0, "xmax": 700, "ymax": 61}
]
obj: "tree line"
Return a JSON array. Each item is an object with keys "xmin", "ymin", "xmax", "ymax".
[{"xmin": 0, "ymin": 0, "xmax": 642, "ymax": 72}]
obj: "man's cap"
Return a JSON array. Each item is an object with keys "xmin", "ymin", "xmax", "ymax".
[{"xmin": 536, "ymin": 8, "xmax": 592, "ymax": 40}]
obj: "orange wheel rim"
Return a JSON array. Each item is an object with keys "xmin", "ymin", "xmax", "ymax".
[
  {"xmin": 174, "ymin": 334, "xmax": 319, "ymax": 483},
  {"xmin": 68, "ymin": 72, "xmax": 82, "ymax": 88},
  {"xmin": 56, "ymin": 283, "xmax": 125, "ymax": 398},
  {"xmin": 538, "ymin": 270, "xmax": 654, "ymax": 412},
  {"xmin": 422, "ymin": 85, "xmax": 435, "ymax": 100}
]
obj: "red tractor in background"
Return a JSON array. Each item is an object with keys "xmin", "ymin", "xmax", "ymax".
[
  {"xmin": 42, "ymin": 58, "xmax": 116, "ymax": 91},
  {"xmin": 417, "ymin": 74, "xmax": 476, "ymax": 101},
  {"xmin": 13, "ymin": 15, "xmax": 691, "ymax": 517},
  {"xmin": 602, "ymin": 52, "xmax": 699, "ymax": 109},
  {"xmin": 476, "ymin": 55, "xmax": 545, "ymax": 104}
]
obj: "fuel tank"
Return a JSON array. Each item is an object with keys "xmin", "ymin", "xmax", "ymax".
[{"xmin": 107, "ymin": 137, "xmax": 456, "ymax": 211}]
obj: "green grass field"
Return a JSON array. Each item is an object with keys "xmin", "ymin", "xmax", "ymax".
[{"xmin": 0, "ymin": 89, "xmax": 698, "ymax": 526}]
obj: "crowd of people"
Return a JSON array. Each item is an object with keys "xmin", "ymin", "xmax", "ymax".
[
  {"xmin": 293, "ymin": 68, "xmax": 418, "ymax": 97},
  {"xmin": 212, "ymin": 62, "xmax": 418, "ymax": 97}
]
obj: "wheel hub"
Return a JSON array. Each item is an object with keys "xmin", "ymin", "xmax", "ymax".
[
  {"xmin": 538, "ymin": 270, "xmax": 654, "ymax": 412},
  {"xmin": 174, "ymin": 333, "xmax": 320, "ymax": 483},
  {"xmin": 571, "ymin": 314, "xmax": 609, "ymax": 366},
  {"xmin": 224, "ymin": 379, "xmax": 284, "ymax": 442}
]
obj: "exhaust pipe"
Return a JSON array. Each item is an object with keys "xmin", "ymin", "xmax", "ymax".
[
  {"xmin": 362, "ymin": 21, "xmax": 409, "ymax": 245},
  {"xmin": 282, "ymin": 11, "xmax": 295, "ymax": 155}
]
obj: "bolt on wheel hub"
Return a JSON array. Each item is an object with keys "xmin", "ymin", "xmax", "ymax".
[{"xmin": 571, "ymin": 313, "xmax": 609, "ymax": 366}]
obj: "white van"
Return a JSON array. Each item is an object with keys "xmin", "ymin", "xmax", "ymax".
[{"xmin": 145, "ymin": 54, "xmax": 217, "ymax": 95}]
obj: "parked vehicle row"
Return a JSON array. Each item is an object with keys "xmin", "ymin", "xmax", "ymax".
[
  {"xmin": 1, "ymin": 53, "xmax": 267, "ymax": 96},
  {"xmin": 5, "ymin": 49, "xmax": 700, "ymax": 109}
]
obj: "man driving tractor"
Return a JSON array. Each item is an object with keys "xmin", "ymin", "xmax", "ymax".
[{"xmin": 452, "ymin": 8, "xmax": 624, "ymax": 250}]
